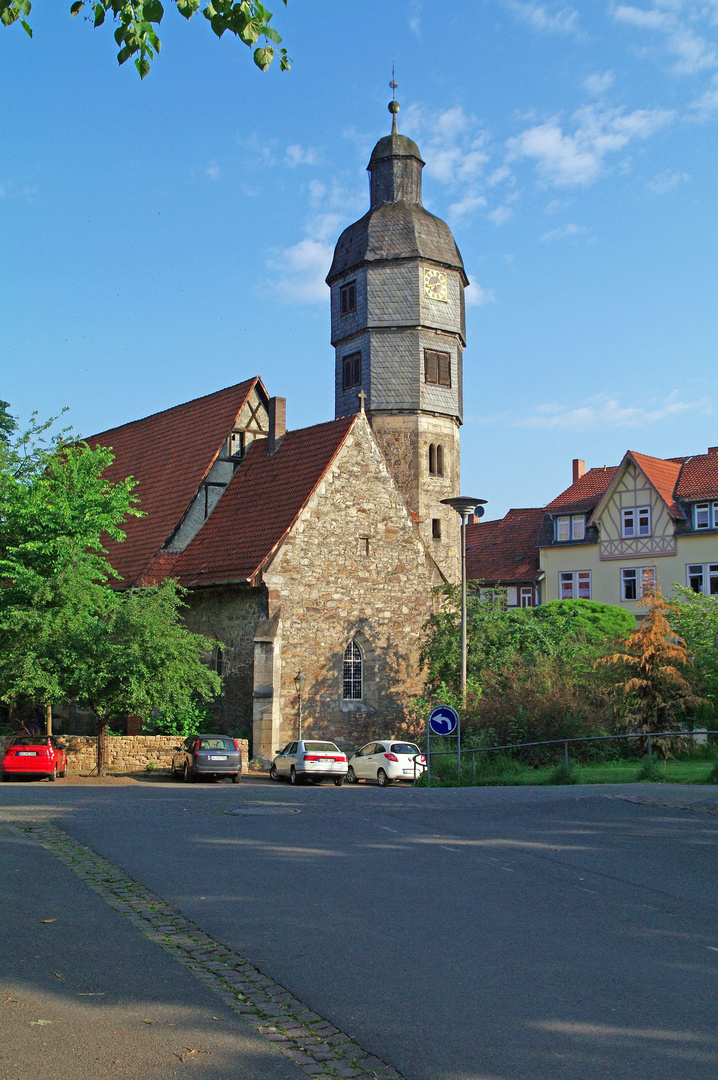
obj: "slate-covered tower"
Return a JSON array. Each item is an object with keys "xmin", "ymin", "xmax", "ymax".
[{"xmin": 326, "ymin": 102, "xmax": 468, "ymax": 581}]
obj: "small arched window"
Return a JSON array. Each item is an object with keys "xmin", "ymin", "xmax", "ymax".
[
  {"xmin": 428, "ymin": 444, "xmax": 436, "ymax": 475},
  {"xmin": 436, "ymin": 444, "xmax": 444, "ymax": 477},
  {"xmin": 343, "ymin": 640, "xmax": 363, "ymax": 700},
  {"xmin": 213, "ymin": 646, "xmax": 224, "ymax": 679}
]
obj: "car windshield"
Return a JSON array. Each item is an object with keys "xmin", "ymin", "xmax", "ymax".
[
  {"xmin": 391, "ymin": 743, "xmax": 420, "ymax": 756},
  {"xmin": 198, "ymin": 738, "xmax": 236, "ymax": 751},
  {"xmin": 303, "ymin": 742, "xmax": 339, "ymax": 753},
  {"xmin": 10, "ymin": 736, "xmax": 48, "ymax": 746}
]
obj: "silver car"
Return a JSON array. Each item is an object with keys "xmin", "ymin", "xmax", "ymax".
[
  {"xmin": 172, "ymin": 734, "xmax": 242, "ymax": 783},
  {"xmin": 347, "ymin": 740, "xmax": 425, "ymax": 786},
  {"xmin": 270, "ymin": 740, "xmax": 348, "ymax": 786}
]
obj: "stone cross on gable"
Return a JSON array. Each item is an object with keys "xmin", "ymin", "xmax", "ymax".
[{"xmin": 357, "ymin": 389, "xmax": 367, "ymax": 413}]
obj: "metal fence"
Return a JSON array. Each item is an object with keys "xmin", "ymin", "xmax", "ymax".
[{"xmin": 420, "ymin": 728, "xmax": 718, "ymax": 785}]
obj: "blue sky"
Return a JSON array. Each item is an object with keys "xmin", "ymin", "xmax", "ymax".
[{"xmin": 2, "ymin": 0, "xmax": 718, "ymax": 518}]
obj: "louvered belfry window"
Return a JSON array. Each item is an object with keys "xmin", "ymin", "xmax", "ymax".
[
  {"xmin": 424, "ymin": 349, "xmax": 451, "ymax": 387},
  {"xmin": 343, "ymin": 640, "xmax": 363, "ymax": 700},
  {"xmin": 343, "ymin": 351, "xmax": 362, "ymax": 392}
]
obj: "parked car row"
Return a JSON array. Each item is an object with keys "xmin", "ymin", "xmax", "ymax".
[
  {"xmin": 270, "ymin": 738, "xmax": 425, "ymax": 786},
  {"xmin": 1, "ymin": 736, "xmax": 67, "ymax": 782}
]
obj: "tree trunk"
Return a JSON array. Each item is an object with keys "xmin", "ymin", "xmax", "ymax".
[
  {"xmin": 96, "ymin": 719, "xmax": 107, "ymax": 777},
  {"xmin": 45, "ymin": 703, "xmax": 52, "ymax": 737}
]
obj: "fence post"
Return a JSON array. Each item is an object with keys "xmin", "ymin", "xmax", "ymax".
[
  {"xmin": 472, "ymin": 750, "xmax": 476, "ymax": 782},
  {"xmin": 564, "ymin": 740, "xmax": 569, "ymax": 770},
  {"xmin": 647, "ymin": 734, "xmax": 652, "ymax": 762}
]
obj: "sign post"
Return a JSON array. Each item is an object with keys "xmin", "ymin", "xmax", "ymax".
[{"xmin": 427, "ymin": 705, "xmax": 461, "ymax": 785}]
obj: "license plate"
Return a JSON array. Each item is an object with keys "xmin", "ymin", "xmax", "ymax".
[
  {"xmin": 403, "ymin": 768, "xmax": 413, "ymax": 774},
  {"xmin": 209, "ymin": 755, "xmax": 227, "ymax": 761},
  {"xmin": 18, "ymin": 751, "xmax": 37, "ymax": 756}
]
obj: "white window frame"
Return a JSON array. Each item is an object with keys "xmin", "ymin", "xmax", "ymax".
[
  {"xmin": 687, "ymin": 563, "xmax": 718, "ymax": 596},
  {"xmin": 638, "ymin": 506, "xmax": 651, "ymax": 537},
  {"xmin": 622, "ymin": 506, "xmax": 651, "ymax": 538},
  {"xmin": 520, "ymin": 586, "xmax": 534, "ymax": 608},
  {"xmin": 506, "ymin": 587, "xmax": 518, "ymax": 607},
  {"xmin": 694, "ymin": 502, "xmax": 718, "ymax": 530},
  {"xmin": 556, "ymin": 514, "xmax": 585, "ymax": 542},
  {"xmin": 621, "ymin": 566, "xmax": 655, "ymax": 602},
  {"xmin": 559, "ymin": 570, "xmax": 591, "ymax": 600}
]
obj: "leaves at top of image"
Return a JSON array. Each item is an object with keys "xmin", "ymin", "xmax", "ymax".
[{"xmin": 0, "ymin": 0, "xmax": 292, "ymax": 78}]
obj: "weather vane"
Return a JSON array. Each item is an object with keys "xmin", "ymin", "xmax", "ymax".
[{"xmin": 389, "ymin": 63, "xmax": 400, "ymax": 133}]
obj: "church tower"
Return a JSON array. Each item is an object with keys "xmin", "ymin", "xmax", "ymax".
[{"xmin": 326, "ymin": 96, "xmax": 468, "ymax": 582}]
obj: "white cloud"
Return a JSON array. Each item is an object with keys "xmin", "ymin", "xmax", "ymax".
[
  {"xmin": 540, "ymin": 222, "xmax": 589, "ymax": 240},
  {"xmin": 506, "ymin": 103, "xmax": 675, "ymax": 186},
  {"xmin": 513, "ymin": 392, "xmax": 712, "ymax": 430},
  {"xmin": 648, "ymin": 168, "xmax": 690, "ymax": 192},
  {"xmin": 204, "ymin": 162, "xmax": 221, "ymax": 181},
  {"xmin": 583, "ymin": 70, "xmax": 615, "ymax": 95},
  {"xmin": 489, "ymin": 205, "xmax": 514, "ymax": 225},
  {"xmin": 465, "ymin": 281, "xmax": 497, "ymax": 307},
  {"xmin": 691, "ymin": 72, "xmax": 718, "ymax": 116},
  {"xmin": 269, "ymin": 237, "xmax": 333, "ymax": 303},
  {"xmin": 285, "ymin": 144, "xmax": 320, "ymax": 167},
  {"xmin": 611, "ymin": 3, "xmax": 718, "ymax": 75},
  {"xmin": 448, "ymin": 192, "xmax": 488, "ymax": 218},
  {"xmin": 507, "ymin": 1, "xmax": 581, "ymax": 35}
]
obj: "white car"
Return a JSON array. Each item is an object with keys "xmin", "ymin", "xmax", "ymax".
[
  {"xmin": 347, "ymin": 740, "xmax": 425, "ymax": 786},
  {"xmin": 270, "ymin": 740, "xmax": 348, "ymax": 786}
]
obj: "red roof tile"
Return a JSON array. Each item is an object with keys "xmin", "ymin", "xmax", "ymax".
[
  {"xmin": 629, "ymin": 451, "xmax": 682, "ymax": 516},
  {"xmin": 675, "ymin": 451, "xmax": 718, "ymax": 502},
  {"xmin": 88, "ymin": 380, "xmax": 262, "ymax": 585},
  {"xmin": 546, "ymin": 467, "xmax": 617, "ymax": 513},
  {"xmin": 171, "ymin": 415, "xmax": 357, "ymax": 586},
  {"xmin": 466, "ymin": 507, "xmax": 544, "ymax": 583}
]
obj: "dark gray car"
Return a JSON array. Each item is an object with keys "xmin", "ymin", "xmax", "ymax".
[{"xmin": 171, "ymin": 734, "xmax": 242, "ymax": 783}]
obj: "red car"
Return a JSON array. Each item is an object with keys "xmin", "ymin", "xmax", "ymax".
[{"xmin": 1, "ymin": 735, "xmax": 67, "ymax": 781}]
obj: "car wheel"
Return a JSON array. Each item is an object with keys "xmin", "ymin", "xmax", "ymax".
[
  {"xmin": 289, "ymin": 766, "xmax": 299, "ymax": 786},
  {"xmin": 269, "ymin": 764, "xmax": 278, "ymax": 781},
  {"xmin": 376, "ymin": 768, "xmax": 390, "ymax": 787},
  {"xmin": 48, "ymin": 765, "xmax": 57, "ymax": 782},
  {"xmin": 334, "ymin": 776, "xmax": 345, "ymax": 787},
  {"xmin": 231, "ymin": 772, "xmax": 241, "ymax": 784},
  {"xmin": 59, "ymin": 764, "xmax": 66, "ymax": 778},
  {"xmin": 346, "ymin": 766, "xmax": 357, "ymax": 784},
  {"xmin": 183, "ymin": 763, "xmax": 193, "ymax": 783}
]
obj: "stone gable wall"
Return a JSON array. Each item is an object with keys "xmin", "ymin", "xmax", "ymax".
[
  {"xmin": 258, "ymin": 412, "xmax": 439, "ymax": 758},
  {"xmin": 0, "ymin": 734, "xmax": 249, "ymax": 773}
]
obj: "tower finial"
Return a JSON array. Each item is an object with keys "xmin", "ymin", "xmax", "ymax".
[{"xmin": 389, "ymin": 64, "xmax": 399, "ymax": 134}]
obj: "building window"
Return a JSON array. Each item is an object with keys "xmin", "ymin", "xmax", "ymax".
[
  {"xmin": 359, "ymin": 536, "xmax": 370, "ymax": 557},
  {"xmin": 506, "ymin": 587, "xmax": 518, "ymax": 607},
  {"xmin": 687, "ymin": 563, "xmax": 718, "ymax": 595},
  {"xmin": 428, "ymin": 444, "xmax": 436, "ymax": 475},
  {"xmin": 340, "ymin": 280, "xmax": 356, "ymax": 315},
  {"xmin": 432, "ymin": 518, "xmax": 442, "ymax": 539},
  {"xmin": 520, "ymin": 587, "xmax": 534, "ymax": 608},
  {"xmin": 424, "ymin": 349, "xmax": 451, "ymax": 388},
  {"xmin": 436, "ymin": 444, "xmax": 444, "ymax": 476},
  {"xmin": 342, "ymin": 351, "xmax": 362, "ymax": 392},
  {"xmin": 210, "ymin": 646, "xmax": 224, "ymax": 678},
  {"xmin": 694, "ymin": 502, "xmax": 718, "ymax": 530},
  {"xmin": 621, "ymin": 566, "xmax": 655, "ymax": 601},
  {"xmin": 556, "ymin": 514, "xmax": 585, "ymax": 541},
  {"xmin": 622, "ymin": 506, "xmax": 651, "ymax": 538},
  {"xmin": 559, "ymin": 570, "xmax": 591, "ymax": 600},
  {"xmin": 343, "ymin": 640, "xmax": 363, "ymax": 700}
]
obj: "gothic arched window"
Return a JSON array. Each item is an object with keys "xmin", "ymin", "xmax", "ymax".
[
  {"xmin": 343, "ymin": 640, "xmax": 363, "ymax": 700},
  {"xmin": 436, "ymin": 444, "xmax": 444, "ymax": 477},
  {"xmin": 428, "ymin": 444, "xmax": 436, "ymax": 475},
  {"xmin": 213, "ymin": 646, "xmax": 224, "ymax": 679}
]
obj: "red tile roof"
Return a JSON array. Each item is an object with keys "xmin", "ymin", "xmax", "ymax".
[
  {"xmin": 88, "ymin": 380, "xmax": 262, "ymax": 585},
  {"xmin": 170, "ymin": 415, "xmax": 357, "ymax": 587},
  {"xmin": 546, "ymin": 467, "xmax": 617, "ymax": 513},
  {"xmin": 629, "ymin": 452, "xmax": 682, "ymax": 516},
  {"xmin": 466, "ymin": 507, "xmax": 544, "ymax": 583},
  {"xmin": 676, "ymin": 451, "xmax": 718, "ymax": 502}
]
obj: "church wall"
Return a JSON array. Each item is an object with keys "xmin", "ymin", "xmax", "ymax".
[
  {"xmin": 183, "ymin": 584, "xmax": 267, "ymax": 739},
  {"xmin": 366, "ymin": 327, "xmax": 422, "ymax": 411},
  {"xmin": 366, "ymin": 262, "xmax": 420, "ymax": 328},
  {"xmin": 330, "ymin": 267, "xmax": 368, "ymax": 347},
  {"xmin": 257, "ymin": 413, "xmax": 439, "ymax": 759}
]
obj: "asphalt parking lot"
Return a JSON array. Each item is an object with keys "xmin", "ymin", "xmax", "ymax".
[{"xmin": 2, "ymin": 775, "xmax": 717, "ymax": 1080}]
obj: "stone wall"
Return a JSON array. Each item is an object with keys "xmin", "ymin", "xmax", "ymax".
[
  {"xmin": 255, "ymin": 411, "xmax": 442, "ymax": 760},
  {"xmin": 0, "ymin": 735, "xmax": 249, "ymax": 774}
]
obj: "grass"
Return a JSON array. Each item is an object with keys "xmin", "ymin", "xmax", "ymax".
[{"xmin": 420, "ymin": 754, "xmax": 718, "ymax": 788}]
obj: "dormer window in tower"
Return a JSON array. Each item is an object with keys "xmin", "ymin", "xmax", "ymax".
[
  {"xmin": 340, "ymin": 280, "xmax": 357, "ymax": 315},
  {"xmin": 343, "ymin": 351, "xmax": 362, "ymax": 392},
  {"xmin": 424, "ymin": 349, "xmax": 451, "ymax": 388}
]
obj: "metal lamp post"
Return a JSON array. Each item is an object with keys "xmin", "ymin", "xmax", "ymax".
[
  {"xmin": 293, "ymin": 669, "xmax": 306, "ymax": 741},
  {"xmin": 440, "ymin": 496, "xmax": 487, "ymax": 704}
]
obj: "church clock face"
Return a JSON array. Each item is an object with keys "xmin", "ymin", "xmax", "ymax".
[{"xmin": 423, "ymin": 267, "xmax": 448, "ymax": 302}]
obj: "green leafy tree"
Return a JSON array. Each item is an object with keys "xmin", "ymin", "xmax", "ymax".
[
  {"xmin": 669, "ymin": 585, "xmax": 718, "ymax": 722},
  {"xmin": 596, "ymin": 583, "xmax": 703, "ymax": 755},
  {"xmin": 0, "ymin": 0, "xmax": 290, "ymax": 78},
  {"xmin": 0, "ymin": 401, "xmax": 17, "ymax": 448}
]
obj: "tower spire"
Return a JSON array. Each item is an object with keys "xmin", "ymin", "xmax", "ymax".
[{"xmin": 389, "ymin": 65, "xmax": 399, "ymax": 134}]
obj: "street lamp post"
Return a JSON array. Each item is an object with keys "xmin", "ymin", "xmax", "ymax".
[
  {"xmin": 293, "ymin": 669, "xmax": 306, "ymax": 742},
  {"xmin": 441, "ymin": 496, "xmax": 487, "ymax": 705}
]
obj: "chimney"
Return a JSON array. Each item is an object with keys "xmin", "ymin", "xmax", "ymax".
[
  {"xmin": 708, "ymin": 446, "xmax": 718, "ymax": 455},
  {"xmin": 572, "ymin": 458, "xmax": 586, "ymax": 484},
  {"xmin": 268, "ymin": 397, "xmax": 286, "ymax": 455}
]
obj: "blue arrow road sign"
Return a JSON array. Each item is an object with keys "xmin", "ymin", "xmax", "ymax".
[{"xmin": 428, "ymin": 705, "xmax": 459, "ymax": 736}]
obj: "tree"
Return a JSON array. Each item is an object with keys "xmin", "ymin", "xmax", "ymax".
[
  {"xmin": 596, "ymin": 582, "xmax": 703, "ymax": 755},
  {"xmin": 669, "ymin": 585, "xmax": 718, "ymax": 721},
  {"xmin": 0, "ymin": 0, "xmax": 290, "ymax": 79}
]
